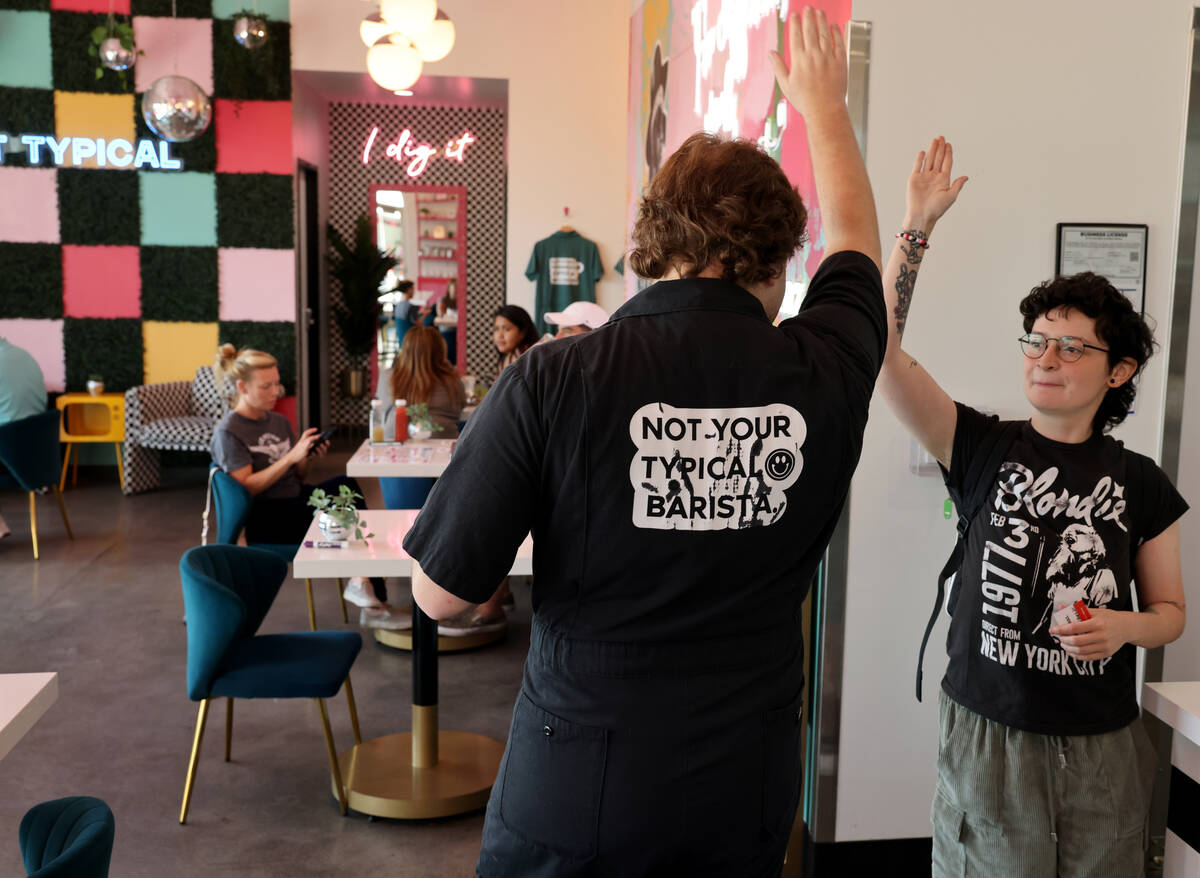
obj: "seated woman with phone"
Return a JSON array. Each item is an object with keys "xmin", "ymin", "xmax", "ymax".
[{"xmin": 210, "ymin": 344, "xmax": 409, "ymax": 630}]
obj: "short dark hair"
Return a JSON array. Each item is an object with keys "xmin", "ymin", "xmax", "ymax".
[
  {"xmin": 1019, "ymin": 272, "xmax": 1155, "ymax": 434},
  {"xmin": 628, "ymin": 132, "xmax": 808, "ymax": 287}
]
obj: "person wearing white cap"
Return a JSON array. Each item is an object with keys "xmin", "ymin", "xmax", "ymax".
[{"xmin": 543, "ymin": 300, "xmax": 609, "ymax": 338}]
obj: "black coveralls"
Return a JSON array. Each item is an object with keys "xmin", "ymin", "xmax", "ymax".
[{"xmin": 404, "ymin": 251, "xmax": 885, "ymax": 876}]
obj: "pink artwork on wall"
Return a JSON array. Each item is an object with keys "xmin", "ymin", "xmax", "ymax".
[
  {"xmin": 0, "ymin": 168, "xmax": 59, "ymax": 244},
  {"xmin": 0, "ymin": 319, "xmax": 64, "ymax": 392},
  {"xmin": 133, "ymin": 16, "xmax": 213, "ymax": 96},
  {"xmin": 215, "ymin": 100, "xmax": 293, "ymax": 174},
  {"xmin": 218, "ymin": 248, "xmax": 296, "ymax": 322},
  {"xmin": 51, "ymin": 0, "xmax": 130, "ymax": 12},
  {"xmin": 62, "ymin": 245, "xmax": 141, "ymax": 319},
  {"xmin": 626, "ymin": 0, "xmax": 851, "ymax": 304}
]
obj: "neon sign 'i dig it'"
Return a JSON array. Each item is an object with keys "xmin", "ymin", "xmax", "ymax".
[{"xmin": 361, "ymin": 127, "xmax": 476, "ymax": 178}]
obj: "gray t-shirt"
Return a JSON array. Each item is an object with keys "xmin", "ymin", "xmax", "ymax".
[{"xmin": 210, "ymin": 410, "xmax": 302, "ymax": 499}]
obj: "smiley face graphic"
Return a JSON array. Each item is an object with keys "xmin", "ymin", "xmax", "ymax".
[{"xmin": 765, "ymin": 449, "xmax": 795, "ymax": 481}]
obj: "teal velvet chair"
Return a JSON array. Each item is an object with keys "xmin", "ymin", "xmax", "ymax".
[
  {"xmin": 19, "ymin": 796, "xmax": 114, "ymax": 877},
  {"xmin": 0, "ymin": 410, "xmax": 74, "ymax": 559},
  {"xmin": 208, "ymin": 464, "xmax": 347, "ymax": 628},
  {"xmin": 178, "ymin": 545, "xmax": 363, "ymax": 823}
]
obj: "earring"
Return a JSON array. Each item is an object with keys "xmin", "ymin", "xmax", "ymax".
[{"xmin": 1108, "ymin": 378, "xmax": 1118, "ymax": 386}]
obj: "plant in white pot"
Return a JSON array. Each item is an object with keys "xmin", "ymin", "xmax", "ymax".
[
  {"xmin": 406, "ymin": 402, "xmax": 435, "ymax": 440},
  {"xmin": 307, "ymin": 484, "xmax": 374, "ymax": 541}
]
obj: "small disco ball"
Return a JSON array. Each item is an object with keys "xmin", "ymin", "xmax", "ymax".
[
  {"xmin": 233, "ymin": 16, "xmax": 268, "ymax": 49},
  {"xmin": 141, "ymin": 75, "xmax": 212, "ymax": 143},
  {"xmin": 99, "ymin": 36, "xmax": 137, "ymax": 72}
]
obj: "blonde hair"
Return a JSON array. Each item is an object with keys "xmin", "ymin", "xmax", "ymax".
[
  {"xmin": 214, "ymin": 343, "xmax": 277, "ymax": 402},
  {"xmin": 390, "ymin": 326, "xmax": 465, "ymax": 409}
]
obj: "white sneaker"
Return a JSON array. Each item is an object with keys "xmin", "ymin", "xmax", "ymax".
[
  {"xmin": 342, "ymin": 577, "xmax": 383, "ymax": 609},
  {"xmin": 359, "ymin": 605, "xmax": 413, "ymax": 630}
]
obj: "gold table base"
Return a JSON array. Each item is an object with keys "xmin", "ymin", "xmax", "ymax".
[
  {"xmin": 373, "ymin": 627, "xmax": 505, "ymax": 653},
  {"xmin": 334, "ymin": 730, "xmax": 505, "ymax": 819}
]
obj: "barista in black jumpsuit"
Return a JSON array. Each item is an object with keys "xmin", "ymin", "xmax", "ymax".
[{"xmin": 405, "ymin": 10, "xmax": 885, "ymax": 876}]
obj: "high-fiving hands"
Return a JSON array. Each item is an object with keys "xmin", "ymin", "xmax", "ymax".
[
  {"xmin": 769, "ymin": 7, "xmax": 847, "ymax": 121},
  {"xmin": 906, "ymin": 136, "xmax": 968, "ymax": 232}
]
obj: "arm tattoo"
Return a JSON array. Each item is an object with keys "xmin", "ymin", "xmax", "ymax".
[
  {"xmin": 893, "ymin": 264, "xmax": 916, "ymax": 337},
  {"xmin": 901, "ymin": 243, "xmax": 925, "ymax": 266}
]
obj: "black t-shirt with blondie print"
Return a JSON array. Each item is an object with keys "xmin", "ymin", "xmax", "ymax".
[{"xmin": 941, "ymin": 403, "xmax": 1187, "ymax": 736}]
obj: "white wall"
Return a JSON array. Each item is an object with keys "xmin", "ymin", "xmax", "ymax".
[
  {"xmin": 837, "ymin": 0, "xmax": 1197, "ymax": 841},
  {"xmin": 289, "ymin": 0, "xmax": 631, "ymax": 317}
]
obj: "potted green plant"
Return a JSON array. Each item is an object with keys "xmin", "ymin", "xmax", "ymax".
[
  {"xmin": 406, "ymin": 402, "xmax": 435, "ymax": 439},
  {"xmin": 307, "ymin": 484, "xmax": 374, "ymax": 541},
  {"xmin": 328, "ymin": 215, "xmax": 392, "ymax": 398}
]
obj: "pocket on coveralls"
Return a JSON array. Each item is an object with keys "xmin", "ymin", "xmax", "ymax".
[{"xmin": 497, "ymin": 692, "xmax": 609, "ymax": 859}]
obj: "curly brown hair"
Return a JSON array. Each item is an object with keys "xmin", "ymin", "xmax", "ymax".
[
  {"xmin": 629, "ymin": 132, "xmax": 808, "ymax": 286},
  {"xmin": 1019, "ymin": 272, "xmax": 1156, "ymax": 434}
]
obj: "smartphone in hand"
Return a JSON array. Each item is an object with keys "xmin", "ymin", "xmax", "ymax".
[{"xmin": 308, "ymin": 427, "xmax": 336, "ymax": 455}]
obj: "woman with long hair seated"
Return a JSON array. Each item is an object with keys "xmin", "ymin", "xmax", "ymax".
[
  {"xmin": 375, "ymin": 325, "xmax": 466, "ymax": 509},
  {"xmin": 210, "ymin": 343, "xmax": 408, "ymax": 629}
]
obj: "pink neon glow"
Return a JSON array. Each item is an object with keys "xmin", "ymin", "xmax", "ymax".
[
  {"xmin": 360, "ymin": 127, "xmax": 478, "ymax": 177},
  {"xmin": 363, "ymin": 126, "xmax": 380, "ymax": 164}
]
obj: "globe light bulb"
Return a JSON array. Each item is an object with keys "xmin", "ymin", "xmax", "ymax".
[
  {"xmin": 366, "ymin": 34, "xmax": 423, "ymax": 92},
  {"xmin": 359, "ymin": 12, "xmax": 394, "ymax": 48},
  {"xmin": 414, "ymin": 10, "xmax": 454, "ymax": 62},
  {"xmin": 379, "ymin": 0, "xmax": 436, "ymax": 35}
]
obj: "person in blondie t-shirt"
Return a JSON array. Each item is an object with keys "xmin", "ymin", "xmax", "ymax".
[
  {"xmin": 403, "ymin": 10, "xmax": 884, "ymax": 876},
  {"xmin": 877, "ymin": 137, "xmax": 1187, "ymax": 877}
]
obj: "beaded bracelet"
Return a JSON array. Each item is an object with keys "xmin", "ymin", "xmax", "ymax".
[{"xmin": 895, "ymin": 230, "xmax": 930, "ymax": 249}]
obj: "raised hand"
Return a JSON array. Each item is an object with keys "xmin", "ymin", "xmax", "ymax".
[
  {"xmin": 906, "ymin": 136, "xmax": 968, "ymax": 232},
  {"xmin": 769, "ymin": 7, "xmax": 847, "ymax": 120}
]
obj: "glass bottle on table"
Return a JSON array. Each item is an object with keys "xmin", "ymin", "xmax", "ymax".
[
  {"xmin": 394, "ymin": 398, "xmax": 408, "ymax": 444},
  {"xmin": 370, "ymin": 399, "xmax": 385, "ymax": 444}
]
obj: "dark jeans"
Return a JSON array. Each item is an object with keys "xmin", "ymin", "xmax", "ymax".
[
  {"xmin": 245, "ymin": 475, "xmax": 386, "ymax": 601},
  {"xmin": 476, "ymin": 619, "xmax": 805, "ymax": 877}
]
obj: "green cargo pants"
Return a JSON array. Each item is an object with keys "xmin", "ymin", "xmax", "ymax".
[{"xmin": 932, "ymin": 690, "xmax": 1157, "ymax": 878}]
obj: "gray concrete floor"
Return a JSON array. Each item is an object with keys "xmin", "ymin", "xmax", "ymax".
[{"xmin": 0, "ymin": 445, "xmax": 528, "ymax": 877}]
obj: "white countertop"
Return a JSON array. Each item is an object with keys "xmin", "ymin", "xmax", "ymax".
[
  {"xmin": 1143, "ymin": 682, "xmax": 1200, "ymax": 748},
  {"xmin": 0, "ymin": 672, "xmax": 58, "ymax": 762},
  {"xmin": 292, "ymin": 509, "xmax": 533, "ymax": 579},
  {"xmin": 346, "ymin": 439, "xmax": 455, "ymax": 478}
]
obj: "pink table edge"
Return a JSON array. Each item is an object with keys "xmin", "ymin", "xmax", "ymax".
[{"xmin": 0, "ymin": 672, "xmax": 58, "ymax": 762}]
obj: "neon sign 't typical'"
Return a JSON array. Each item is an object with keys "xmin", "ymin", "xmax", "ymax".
[
  {"xmin": 0, "ymin": 134, "xmax": 183, "ymax": 170},
  {"xmin": 361, "ymin": 127, "xmax": 476, "ymax": 178}
]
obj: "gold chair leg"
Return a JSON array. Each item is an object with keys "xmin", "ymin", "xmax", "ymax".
[
  {"xmin": 113, "ymin": 443, "xmax": 125, "ymax": 492},
  {"xmin": 343, "ymin": 674, "xmax": 362, "ymax": 746},
  {"xmin": 304, "ymin": 579, "xmax": 318, "ymax": 631},
  {"xmin": 28, "ymin": 492, "xmax": 38, "ymax": 560},
  {"xmin": 53, "ymin": 487, "xmax": 73, "ymax": 540},
  {"xmin": 224, "ymin": 698, "xmax": 234, "ymax": 762},
  {"xmin": 336, "ymin": 578, "xmax": 348, "ymax": 623},
  {"xmin": 316, "ymin": 699, "xmax": 348, "ymax": 815},
  {"xmin": 59, "ymin": 445, "xmax": 71, "ymax": 493},
  {"xmin": 180, "ymin": 699, "xmax": 211, "ymax": 825},
  {"xmin": 71, "ymin": 444, "xmax": 79, "ymax": 486}
]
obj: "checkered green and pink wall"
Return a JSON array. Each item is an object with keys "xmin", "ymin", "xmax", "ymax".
[{"xmin": 0, "ymin": 0, "xmax": 297, "ymax": 396}]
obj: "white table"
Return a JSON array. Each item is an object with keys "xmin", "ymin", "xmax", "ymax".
[
  {"xmin": 1144, "ymin": 682, "xmax": 1200, "ymax": 877},
  {"xmin": 0, "ymin": 673, "xmax": 58, "ymax": 762},
  {"xmin": 345, "ymin": 439, "xmax": 455, "ymax": 478},
  {"xmin": 292, "ymin": 510, "xmax": 533, "ymax": 820}
]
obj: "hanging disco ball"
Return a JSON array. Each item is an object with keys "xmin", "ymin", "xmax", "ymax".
[
  {"xmin": 233, "ymin": 16, "xmax": 268, "ymax": 49},
  {"xmin": 142, "ymin": 75, "xmax": 212, "ymax": 143},
  {"xmin": 99, "ymin": 36, "xmax": 137, "ymax": 72}
]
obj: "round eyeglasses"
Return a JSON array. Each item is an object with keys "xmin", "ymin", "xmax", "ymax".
[{"xmin": 1018, "ymin": 333, "xmax": 1109, "ymax": 363}]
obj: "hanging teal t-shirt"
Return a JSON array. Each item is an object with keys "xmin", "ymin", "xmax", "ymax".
[{"xmin": 525, "ymin": 230, "xmax": 604, "ymax": 336}]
